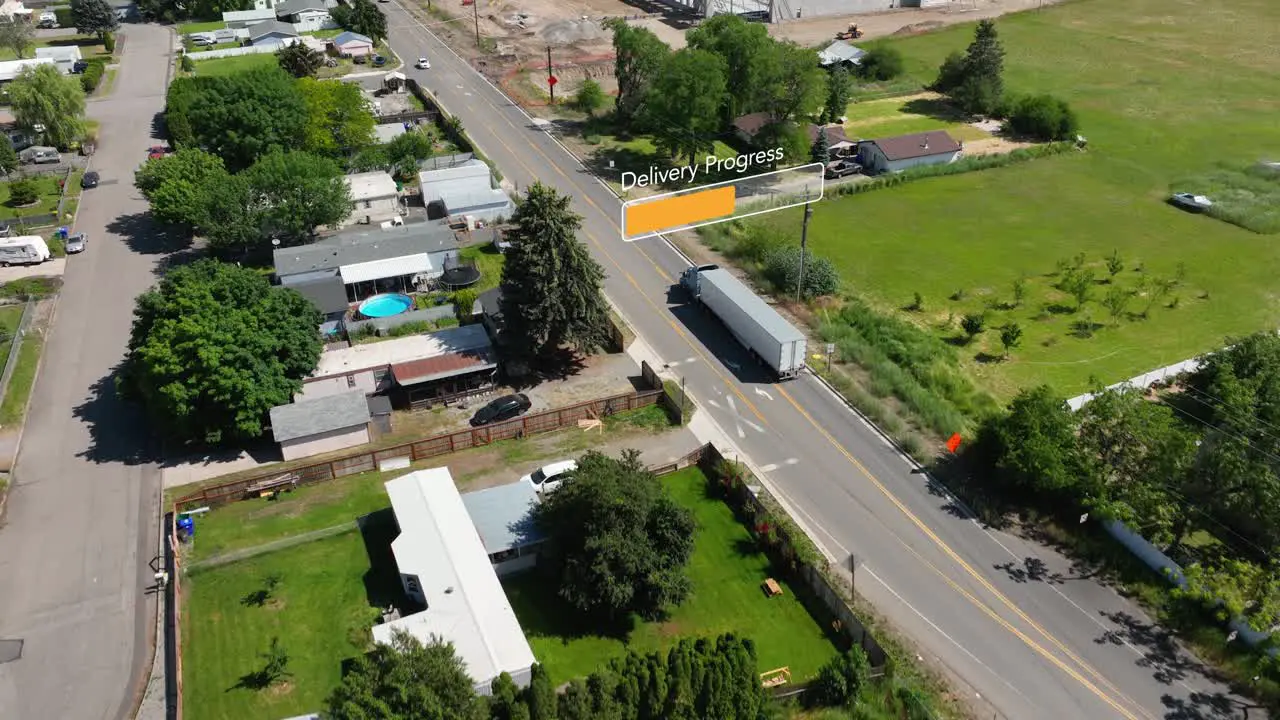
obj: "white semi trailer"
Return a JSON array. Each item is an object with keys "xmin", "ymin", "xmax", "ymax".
[{"xmin": 681, "ymin": 263, "xmax": 806, "ymax": 380}]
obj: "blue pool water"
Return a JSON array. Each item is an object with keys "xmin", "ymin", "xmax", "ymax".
[{"xmin": 358, "ymin": 293, "xmax": 413, "ymax": 318}]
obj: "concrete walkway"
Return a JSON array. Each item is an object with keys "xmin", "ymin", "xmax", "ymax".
[{"xmin": 0, "ymin": 259, "xmax": 65, "ymax": 283}]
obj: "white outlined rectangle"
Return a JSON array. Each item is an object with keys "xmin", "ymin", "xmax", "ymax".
[{"xmin": 620, "ymin": 162, "xmax": 826, "ymax": 242}]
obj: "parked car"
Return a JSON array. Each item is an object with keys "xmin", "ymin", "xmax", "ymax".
[
  {"xmin": 469, "ymin": 393, "xmax": 532, "ymax": 427},
  {"xmin": 521, "ymin": 459, "xmax": 577, "ymax": 495},
  {"xmin": 147, "ymin": 145, "xmax": 168, "ymax": 160},
  {"xmin": 72, "ymin": 60, "xmax": 89, "ymax": 74},
  {"xmin": 20, "ymin": 146, "xmax": 60, "ymax": 165},
  {"xmin": 80, "ymin": 171, "xmax": 100, "ymax": 189},
  {"xmin": 1170, "ymin": 192, "xmax": 1213, "ymax": 212},
  {"xmin": 824, "ymin": 160, "xmax": 862, "ymax": 179},
  {"xmin": 416, "ymin": 57, "xmax": 431, "ymax": 69},
  {"xmin": 353, "ymin": 53, "xmax": 367, "ymax": 64},
  {"xmin": 65, "ymin": 233, "xmax": 87, "ymax": 254},
  {"xmin": 372, "ymin": 55, "xmax": 387, "ymax": 67}
]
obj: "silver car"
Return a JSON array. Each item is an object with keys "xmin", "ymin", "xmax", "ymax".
[{"xmin": 65, "ymin": 233, "xmax": 87, "ymax": 254}]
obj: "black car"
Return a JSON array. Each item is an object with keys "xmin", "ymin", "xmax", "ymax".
[
  {"xmin": 470, "ymin": 393, "xmax": 532, "ymax": 427},
  {"xmin": 80, "ymin": 171, "xmax": 99, "ymax": 189},
  {"xmin": 72, "ymin": 60, "xmax": 89, "ymax": 74},
  {"xmin": 824, "ymin": 160, "xmax": 862, "ymax": 179}
]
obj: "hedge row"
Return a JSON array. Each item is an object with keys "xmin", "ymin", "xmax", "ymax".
[
  {"xmin": 832, "ymin": 141, "xmax": 1078, "ymax": 198},
  {"xmin": 81, "ymin": 59, "xmax": 107, "ymax": 94}
]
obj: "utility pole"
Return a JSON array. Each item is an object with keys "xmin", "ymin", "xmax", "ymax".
[
  {"xmin": 795, "ymin": 199, "xmax": 813, "ymax": 304},
  {"xmin": 849, "ymin": 553, "xmax": 858, "ymax": 596},
  {"xmin": 472, "ymin": 0, "xmax": 480, "ymax": 48},
  {"xmin": 680, "ymin": 375, "xmax": 687, "ymax": 422},
  {"xmin": 546, "ymin": 46, "xmax": 554, "ymax": 104}
]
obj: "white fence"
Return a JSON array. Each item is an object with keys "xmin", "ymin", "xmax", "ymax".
[
  {"xmin": 1065, "ymin": 357, "xmax": 1203, "ymax": 411},
  {"xmin": 185, "ymin": 35, "xmax": 324, "ymax": 61}
]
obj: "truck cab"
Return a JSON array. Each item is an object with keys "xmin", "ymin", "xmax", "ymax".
[{"xmin": 681, "ymin": 264, "xmax": 718, "ymax": 298}]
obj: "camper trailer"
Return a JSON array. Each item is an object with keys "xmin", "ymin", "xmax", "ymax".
[{"xmin": 0, "ymin": 236, "xmax": 51, "ymax": 266}]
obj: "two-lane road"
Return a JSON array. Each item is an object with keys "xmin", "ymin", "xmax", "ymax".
[{"xmin": 386, "ymin": 7, "xmax": 1257, "ymax": 720}]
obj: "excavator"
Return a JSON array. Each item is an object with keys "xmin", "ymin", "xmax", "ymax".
[{"xmin": 836, "ymin": 23, "xmax": 864, "ymax": 40}]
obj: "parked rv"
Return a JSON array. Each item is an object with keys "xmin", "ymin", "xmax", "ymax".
[
  {"xmin": 0, "ymin": 236, "xmax": 52, "ymax": 266},
  {"xmin": 20, "ymin": 146, "xmax": 59, "ymax": 165}
]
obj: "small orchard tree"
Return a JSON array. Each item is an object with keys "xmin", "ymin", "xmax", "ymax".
[
  {"xmin": 1012, "ymin": 277, "xmax": 1026, "ymax": 307},
  {"xmin": 1064, "ymin": 268, "xmax": 1095, "ymax": 310},
  {"xmin": 1105, "ymin": 249, "xmax": 1123, "ymax": 279},
  {"xmin": 1000, "ymin": 323, "xmax": 1022, "ymax": 358},
  {"xmin": 1102, "ymin": 286, "xmax": 1130, "ymax": 325},
  {"xmin": 257, "ymin": 637, "xmax": 291, "ymax": 687},
  {"xmin": 961, "ymin": 312, "xmax": 985, "ymax": 340}
]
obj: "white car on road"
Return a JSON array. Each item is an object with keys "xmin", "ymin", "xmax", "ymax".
[
  {"xmin": 416, "ymin": 57, "xmax": 431, "ymax": 69},
  {"xmin": 522, "ymin": 459, "xmax": 576, "ymax": 495}
]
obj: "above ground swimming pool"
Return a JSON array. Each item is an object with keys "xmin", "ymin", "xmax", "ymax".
[{"xmin": 358, "ymin": 293, "xmax": 413, "ymax": 318}]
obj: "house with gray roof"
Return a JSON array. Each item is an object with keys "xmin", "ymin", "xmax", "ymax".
[
  {"xmin": 248, "ymin": 19, "xmax": 300, "ymax": 47},
  {"xmin": 274, "ymin": 221, "xmax": 461, "ymax": 303},
  {"xmin": 269, "ymin": 390, "xmax": 372, "ymax": 461},
  {"xmin": 418, "ymin": 159, "xmax": 514, "ymax": 225},
  {"xmin": 461, "ymin": 480, "xmax": 545, "ymax": 577},
  {"xmin": 275, "ymin": 0, "xmax": 333, "ymax": 31}
]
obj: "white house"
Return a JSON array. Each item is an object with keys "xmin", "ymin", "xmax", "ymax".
[
  {"xmin": 418, "ymin": 160, "xmax": 514, "ymax": 225},
  {"xmin": 268, "ymin": 390, "xmax": 372, "ymax": 461},
  {"xmin": 275, "ymin": 0, "xmax": 334, "ymax": 32},
  {"xmin": 343, "ymin": 171, "xmax": 401, "ymax": 227},
  {"xmin": 0, "ymin": 58, "xmax": 54, "ymax": 83},
  {"xmin": 373, "ymin": 468, "xmax": 538, "ymax": 695},
  {"xmin": 858, "ymin": 130, "xmax": 963, "ymax": 174},
  {"xmin": 222, "ymin": 7, "xmax": 277, "ymax": 27},
  {"xmin": 34, "ymin": 46, "xmax": 82, "ymax": 74},
  {"xmin": 0, "ymin": 0, "xmax": 33, "ymax": 23}
]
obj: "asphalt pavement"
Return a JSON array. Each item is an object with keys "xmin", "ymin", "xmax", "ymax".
[
  {"xmin": 385, "ymin": 8, "xmax": 1259, "ymax": 720},
  {"xmin": 0, "ymin": 23, "xmax": 174, "ymax": 720}
]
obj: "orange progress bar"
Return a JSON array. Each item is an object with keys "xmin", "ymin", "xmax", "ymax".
[{"xmin": 625, "ymin": 185, "xmax": 736, "ymax": 236}]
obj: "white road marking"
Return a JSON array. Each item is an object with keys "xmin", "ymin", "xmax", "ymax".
[
  {"xmin": 754, "ymin": 387, "xmax": 773, "ymax": 401},
  {"xmin": 706, "ymin": 398, "xmax": 723, "ymax": 409},
  {"xmin": 784, "ymin": 457, "xmax": 799, "ymax": 466},
  {"xmin": 759, "ymin": 463, "xmax": 779, "ymax": 472},
  {"xmin": 742, "ymin": 418, "xmax": 766, "ymax": 434}
]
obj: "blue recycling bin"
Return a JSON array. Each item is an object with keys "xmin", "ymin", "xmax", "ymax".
[
  {"xmin": 177, "ymin": 515, "xmax": 195, "ymax": 539},
  {"xmin": 55, "ymin": 227, "xmax": 69, "ymax": 240}
]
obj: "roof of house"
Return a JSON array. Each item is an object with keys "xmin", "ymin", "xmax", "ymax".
[
  {"xmin": 312, "ymin": 323, "xmax": 495, "ymax": 382},
  {"xmin": 477, "ymin": 287, "xmax": 502, "ymax": 321},
  {"xmin": 346, "ymin": 171, "xmax": 398, "ymax": 202},
  {"xmin": 0, "ymin": 0, "xmax": 32, "ymax": 16},
  {"xmin": 333, "ymin": 31, "xmax": 373, "ymax": 47},
  {"xmin": 818, "ymin": 40, "xmax": 866, "ymax": 66},
  {"xmin": 418, "ymin": 159, "xmax": 493, "ymax": 189},
  {"xmin": 867, "ymin": 130, "xmax": 962, "ymax": 161},
  {"xmin": 807, "ymin": 124, "xmax": 855, "ymax": 147},
  {"xmin": 371, "ymin": 468, "xmax": 537, "ymax": 689},
  {"xmin": 273, "ymin": 223, "xmax": 459, "ymax": 278},
  {"xmin": 222, "ymin": 7, "xmax": 276, "ymax": 21},
  {"xmin": 286, "ymin": 274, "xmax": 349, "ymax": 315},
  {"xmin": 436, "ymin": 187, "xmax": 513, "ymax": 214},
  {"xmin": 367, "ymin": 394, "xmax": 393, "ymax": 416},
  {"xmin": 461, "ymin": 481, "xmax": 544, "ymax": 555},
  {"xmin": 0, "ymin": 58, "xmax": 54, "ymax": 82},
  {"xmin": 390, "ymin": 325, "xmax": 497, "ymax": 386},
  {"xmin": 34, "ymin": 46, "xmax": 82, "ymax": 63},
  {"xmin": 276, "ymin": 0, "xmax": 327, "ymax": 14},
  {"xmin": 731, "ymin": 112, "xmax": 772, "ymax": 138},
  {"xmin": 248, "ymin": 19, "xmax": 300, "ymax": 41},
  {"xmin": 269, "ymin": 390, "xmax": 371, "ymax": 443}
]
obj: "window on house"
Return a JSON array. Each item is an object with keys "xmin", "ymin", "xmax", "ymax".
[
  {"xmin": 364, "ymin": 200, "xmax": 372, "ymax": 209},
  {"xmin": 347, "ymin": 375, "xmax": 357, "ymax": 388}
]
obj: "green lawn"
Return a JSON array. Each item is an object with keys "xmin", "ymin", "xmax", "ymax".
[
  {"xmin": 0, "ymin": 175, "xmax": 64, "ymax": 221},
  {"xmin": 587, "ymin": 133, "xmax": 739, "ymax": 196},
  {"xmin": 0, "ymin": 36, "xmax": 112, "ymax": 62},
  {"xmin": 0, "ymin": 319, "xmax": 44, "ymax": 426},
  {"xmin": 731, "ymin": 0, "xmax": 1280, "ymax": 399},
  {"xmin": 180, "ymin": 527, "xmax": 393, "ymax": 720},
  {"xmin": 458, "ymin": 243, "xmax": 504, "ymax": 293},
  {"xmin": 840, "ymin": 93, "xmax": 988, "ymax": 142},
  {"xmin": 0, "ymin": 305, "xmax": 25, "ymax": 371},
  {"xmin": 192, "ymin": 52, "xmax": 278, "ymax": 78},
  {"xmin": 179, "ymin": 20, "xmax": 227, "ymax": 34},
  {"xmin": 505, "ymin": 466, "xmax": 838, "ymax": 684}
]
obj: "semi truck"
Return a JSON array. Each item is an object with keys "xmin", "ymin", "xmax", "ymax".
[{"xmin": 681, "ymin": 263, "xmax": 806, "ymax": 380}]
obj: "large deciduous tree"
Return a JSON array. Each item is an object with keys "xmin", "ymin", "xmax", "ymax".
[
  {"xmin": 244, "ymin": 149, "xmax": 353, "ymax": 242},
  {"xmin": 134, "ymin": 148, "xmax": 229, "ymax": 229},
  {"xmin": 606, "ymin": 18, "xmax": 670, "ymax": 125},
  {"xmin": 120, "ymin": 260, "xmax": 322, "ymax": 446},
  {"xmin": 198, "ymin": 172, "xmax": 264, "ymax": 255},
  {"xmin": 535, "ymin": 449, "xmax": 696, "ymax": 621},
  {"xmin": 973, "ymin": 384, "xmax": 1089, "ymax": 502},
  {"xmin": 0, "ymin": 20, "xmax": 34, "ymax": 59},
  {"xmin": 166, "ymin": 67, "xmax": 307, "ymax": 171},
  {"xmin": 70, "ymin": 0, "xmax": 120, "ymax": 40},
  {"xmin": 756, "ymin": 40, "xmax": 825, "ymax": 125},
  {"xmin": 687, "ymin": 13, "xmax": 772, "ymax": 124},
  {"xmin": 498, "ymin": 182, "xmax": 610, "ymax": 361},
  {"xmin": 331, "ymin": 0, "xmax": 387, "ymax": 43},
  {"xmin": 298, "ymin": 78, "xmax": 376, "ymax": 158},
  {"xmin": 644, "ymin": 48, "xmax": 727, "ymax": 165},
  {"xmin": 8, "ymin": 64, "xmax": 87, "ymax": 149},
  {"xmin": 325, "ymin": 630, "xmax": 487, "ymax": 720}
]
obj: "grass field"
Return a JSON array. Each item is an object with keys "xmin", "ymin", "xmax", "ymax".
[
  {"xmin": 0, "ymin": 305, "xmax": 24, "ymax": 371},
  {"xmin": 458, "ymin": 242, "xmax": 505, "ymax": 293},
  {"xmin": 180, "ymin": 528, "xmax": 389, "ymax": 720},
  {"xmin": 840, "ymin": 93, "xmax": 989, "ymax": 143},
  {"xmin": 727, "ymin": 0, "xmax": 1280, "ymax": 399},
  {"xmin": 179, "ymin": 20, "xmax": 227, "ymax": 34},
  {"xmin": 0, "ymin": 175, "xmax": 65, "ymax": 221},
  {"xmin": 192, "ymin": 52, "xmax": 278, "ymax": 77},
  {"xmin": 505, "ymin": 466, "xmax": 838, "ymax": 684},
  {"xmin": 0, "ymin": 321, "xmax": 44, "ymax": 425}
]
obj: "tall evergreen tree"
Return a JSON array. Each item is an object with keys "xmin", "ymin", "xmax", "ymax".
[
  {"xmin": 525, "ymin": 664, "xmax": 558, "ymax": 720},
  {"xmin": 499, "ymin": 182, "xmax": 611, "ymax": 362},
  {"xmin": 953, "ymin": 19, "xmax": 1005, "ymax": 115},
  {"xmin": 821, "ymin": 65, "xmax": 852, "ymax": 124},
  {"xmin": 809, "ymin": 126, "xmax": 829, "ymax": 163}
]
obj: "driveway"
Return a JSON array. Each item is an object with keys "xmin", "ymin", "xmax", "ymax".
[
  {"xmin": 0, "ymin": 259, "xmax": 65, "ymax": 282},
  {"xmin": 0, "ymin": 22, "xmax": 177, "ymax": 720}
]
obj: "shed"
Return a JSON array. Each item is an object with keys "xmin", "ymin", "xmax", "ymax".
[
  {"xmin": 461, "ymin": 481, "xmax": 545, "ymax": 576},
  {"xmin": 858, "ymin": 130, "xmax": 962, "ymax": 174},
  {"xmin": 269, "ymin": 390, "xmax": 371, "ymax": 461},
  {"xmin": 247, "ymin": 19, "xmax": 300, "ymax": 46},
  {"xmin": 332, "ymin": 31, "xmax": 374, "ymax": 57},
  {"xmin": 373, "ymin": 468, "xmax": 537, "ymax": 694},
  {"xmin": 419, "ymin": 160, "xmax": 513, "ymax": 224},
  {"xmin": 344, "ymin": 171, "xmax": 401, "ymax": 227},
  {"xmin": 222, "ymin": 7, "xmax": 276, "ymax": 27},
  {"xmin": 817, "ymin": 40, "xmax": 865, "ymax": 68}
]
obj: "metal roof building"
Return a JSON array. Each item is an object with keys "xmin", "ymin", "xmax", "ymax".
[
  {"xmin": 461, "ymin": 481, "xmax": 544, "ymax": 575},
  {"xmin": 374, "ymin": 468, "xmax": 537, "ymax": 694}
]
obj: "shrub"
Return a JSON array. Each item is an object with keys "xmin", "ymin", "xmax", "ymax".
[
  {"xmin": 572, "ymin": 78, "xmax": 605, "ymax": 114},
  {"xmin": 7, "ymin": 178, "xmax": 38, "ymax": 206},
  {"xmin": 857, "ymin": 46, "xmax": 904, "ymax": 82},
  {"xmin": 80, "ymin": 60, "xmax": 106, "ymax": 93},
  {"xmin": 811, "ymin": 648, "xmax": 871, "ymax": 708},
  {"xmin": 180, "ymin": 54, "xmax": 195, "ymax": 73},
  {"xmin": 451, "ymin": 287, "xmax": 478, "ymax": 322},
  {"xmin": 103, "ymin": 32, "xmax": 116, "ymax": 54},
  {"xmin": 763, "ymin": 244, "xmax": 840, "ymax": 299},
  {"xmin": 933, "ymin": 50, "xmax": 966, "ymax": 92},
  {"xmin": 1004, "ymin": 94, "xmax": 1079, "ymax": 141}
]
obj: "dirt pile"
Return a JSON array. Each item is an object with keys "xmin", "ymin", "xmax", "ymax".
[{"xmin": 540, "ymin": 18, "xmax": 608, "ymax": 45}]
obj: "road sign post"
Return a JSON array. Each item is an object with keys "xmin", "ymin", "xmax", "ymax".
[{"xmin": 825, "ymin": 342, "xmax": 834, "ymax": 372}]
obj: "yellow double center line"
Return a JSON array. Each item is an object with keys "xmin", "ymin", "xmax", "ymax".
[{"xmin": 393, "ymin": 12, "xmax": 1153, "ymax": 719}]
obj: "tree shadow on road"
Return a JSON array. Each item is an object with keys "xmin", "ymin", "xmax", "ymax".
[
  {"xmin": 1098, "ymin": 610, "xmax": 1220, "ymax": 688},
  {"xmin": 72, "ymin": 365, "xmax": 162, "ymax": 466},
  {"xmin": 105, "ymin": 211, "xmax": 195, "ymax": 265},
  {"xmin": 1161, "ymin": 690, "xmax": 1263, "ymax": 720}
]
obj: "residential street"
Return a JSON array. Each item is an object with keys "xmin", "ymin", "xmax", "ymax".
[
  {"xmin": 385, "ymin": 7, "xmax": 1258, "ymax": 720},
  {"xmin": 0, "ymin": 23, "xmax": 174, "ymax": 720}
]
